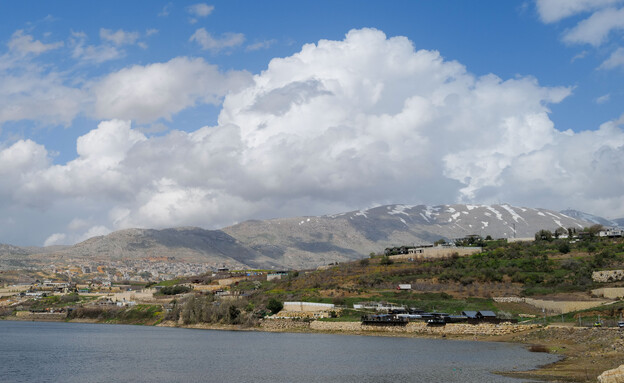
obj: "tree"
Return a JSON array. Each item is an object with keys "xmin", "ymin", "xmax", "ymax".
[
  {"xmin": 535, "ymin": 229, "xmax": 553, "ymax": 242},
  {"xmin": 434, "ymin": 238, "xmax": 446, "ymax": 246},
  {"xmin": 558, "ymin": 242, "xmax": 570, "ymax": 254},
  {"xmin": 160, "ymin": 285, "xmax": 191, "ymax": 295},
  {"xmin": 379, "ymin": 255, "xmax": 394, "ymax": 265},
  {"xmin": 587, "ymin": 224, "xmax": 604, "ymax": 238},
  {"xmin": 266, "ymin": 299, "xmax": 283, "ymax": 315},
  {"xmin": 228, "ymin": 305, "xmax": 240, "ymax": 324},
  {"xmin": 554, "ymin": 227, "xmax": 567, "ymax": 239}
]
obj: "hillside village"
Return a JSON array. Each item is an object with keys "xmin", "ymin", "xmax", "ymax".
[
  {"xmin": 2, "ymin": 227, "xmax": 624, "ymax": 321},
  {"xmin": 3, "ymin": 225, "xmax": 624, "ymax": 381}
]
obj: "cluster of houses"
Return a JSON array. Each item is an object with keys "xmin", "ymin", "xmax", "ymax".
[
  {"xmin": 386, "ymin": 229, "xmax": 623, "ymax": 256},
  {"xmin": 384, "ymin": 244, "xmax": 483, "ymax": 260},
  {"xmin": 358, "ymin": 303, "xmax": 508, "ymax": 326},
  {"xmin": 599, "ymin": 228, "xmax": 623, "ymax": 238}
]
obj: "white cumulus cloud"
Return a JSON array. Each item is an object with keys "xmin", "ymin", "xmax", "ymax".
[
  {"xmin": 100, "ymin": 28, "xmax": 140, "ymax": 46},
  {"xmin": 536, "ymin": 0, "xmax": 623, "ymax": 23},
  {"xmin": 2, "ymin": 28, "xmax": 624, "ymax": 246},
  {"xmin": 599, "ymin": 46, "xmax": 624, "ymax": 69},
  {"xmin": 70, "ymin": 30, "xmax": 124, "ymax": 63},
  {"xmin": 562, "ymin": 6, "xmax": 624, "ymax": 46},
  {"xmin": 44, "ymin": 233, "xmax": 66, "ymax": 246},
  {"xmin": 190, "ymin": 28, "xmax": 245, "ymax": 52},
  {"xmin": 91, "ymin": 57, "xmax": 253, "ymax": 123},
  {"xmin": 7, "ymin": 30, "xmax": 63, "ymax": 56},
  {"xmin": 187, "ymin": 3, "xmax": 214, "ymax": 17}
]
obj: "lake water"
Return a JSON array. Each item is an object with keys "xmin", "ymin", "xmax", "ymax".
[{"xmin": 0, "ymin": 321, "xmax": 558, "ymax": 383}]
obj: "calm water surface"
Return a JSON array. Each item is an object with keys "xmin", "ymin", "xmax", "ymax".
[{"xmin": 0, "ymin": 321, "xmax": 558, "ymax": 383}]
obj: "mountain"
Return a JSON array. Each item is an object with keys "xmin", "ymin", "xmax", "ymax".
[
  {"xmin": 222, "ymin": 204, "xmax": 594, "ymax": 268},
  {"xmin": 559, "ymin": 209, "xmax": 621, "ymax": 228},
  {"xmin": 0, "ymin": 204, "xmax": 607, "ymax": 270},
  {"xmin": 34, "ymin": 227, "xmax": 283, "ymax": 269}
]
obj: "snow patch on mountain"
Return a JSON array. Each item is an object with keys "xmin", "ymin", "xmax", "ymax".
[
  {"xmin": 388, "ymin": 205, "xmax": 414, "ymax": 216},
  {"xmin": 501, "ymin": 204, "xmax": 525, "ymax": 223},
  {"xmin": 486, "ymin": 206, "xmax": 504, "ymax": 221}
]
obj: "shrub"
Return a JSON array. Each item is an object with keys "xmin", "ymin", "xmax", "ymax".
[
  {"xmin": 529, "ymin": 344, "xmax": 550, "ymax": 353},
  {"xmin": 60, "ymin": 293, "xmax": 80, "ymax": 303},
  {"xmin": 266, "ymin": 298, "xmax": 283, "ymax": 315},
  {"xmin": 331, "ymin": 297, "xmax": 345, "ymax": 306},
  {"xmin": 160, "ymin": 285, "xmax": 192, "ymax": 295},
  {"xmin": 228, "ymin": 305, "xmax": 241, "ymax": 324},
  {"xmin": 380, "ymin": 256, "xmax": 394, "ymax": 266}
]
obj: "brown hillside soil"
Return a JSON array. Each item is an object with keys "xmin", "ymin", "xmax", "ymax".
[
  {"xmin": 494, "ymin": 327, "xmax": 624, "ymax": 382},
  {"xmin": 532, "ymin": 292, "xmax": 604, "ymax": 301},
  {"xmin": 495, "ymin": 301, "xmax": 545, "ymax": 316},
  {"xmin": 574, "ymin": 307, "xmax": 624, "ymax": 319}
]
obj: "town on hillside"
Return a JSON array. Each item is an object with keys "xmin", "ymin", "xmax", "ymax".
[{"xmin": 2, "ymin": 227, "xmax": 624, "ymax": 329}]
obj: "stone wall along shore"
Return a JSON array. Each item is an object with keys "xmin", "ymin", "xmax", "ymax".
[
  {"xmin": 260, "ymin": 319, "xmax": 538, "ymax": 336},
  {"xmin": 14, "ymin": 311, "xmax": 67, "ymax": 321},
  {"xmin": 310, "ymin": 321, "xmax": 538, "ymax": 335},
  {"xmin": 260, "ymin": 319, "xmax": 312, "ymax": 331}
]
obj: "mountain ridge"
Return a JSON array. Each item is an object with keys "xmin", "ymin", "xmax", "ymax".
[{"xmin": 1, "ymin": 204, "xmax": 620, "ymax": 270}]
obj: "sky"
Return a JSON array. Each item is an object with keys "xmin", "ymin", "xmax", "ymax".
[{"xmin": 1, "ymin": 0, "xmax": 624, "ymax": 247}]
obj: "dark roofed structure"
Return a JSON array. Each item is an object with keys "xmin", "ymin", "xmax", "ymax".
[
  {"xmin": 478, "ymin": 310, "xmax": 496, "ymax": 318},
  {"xmin": 462, "ymin": 310, "xmax": 478, "ymax": 319}
]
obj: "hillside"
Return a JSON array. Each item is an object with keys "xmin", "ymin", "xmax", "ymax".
[
  {"xmin": 222, "ymin": 204, "xmax": 599, "ymax": 268},
  {"xmin": 0, "ymin": 204, "xmax": 617, "ymax": 270},
  {"xmin": 35, "ymin": 227, "xmax": 283, "ymax": 269}
]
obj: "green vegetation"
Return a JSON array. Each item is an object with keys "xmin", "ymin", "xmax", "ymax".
[
  {"xmin": 264, "ymin": 236, "xmax": 623, "ymax": 298},
  {"xmin": 67, "ymin": 304, "xmax": 163, "ymax": 325},
  {"xmin": 27, "ymin": 293, "xmax": 95, "ymax": 311},
  {"xmin": 155, "ymin": 279, "xmax": 183, "ymax": 287},
  {"xmin": 6, "ymin": 233, "xmax": 623, "ymax": 329},
  {"xmin": 166, "ymin": 295, "xmax": 259, "ymax": 326},
  {"xmin": 158, "ymin": 285, "xmax": 192, "ymax": 295},
  {"xmin": 213, "ymin": 234, "xmax": 623, "ymax": 322},
  {"xmin": 266, "ymin": 298, "xmax": 283, "ymax": 315}
]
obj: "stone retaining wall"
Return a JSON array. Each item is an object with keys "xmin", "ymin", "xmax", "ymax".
[
  {"xmin": 391, "ymin": 247, "xmax": 481, "ymax": 261},
  {"xmin": 592, "ymin": 288, "xmax": 624, "ymax": 299},
  {"xmin": 525, "ymin": 298, "xmax": 608, "ymax": 314},
  {"xmin": 593, "ymin": 270, "xmax": 624, "ymax": 283},
  {"xmin": 260, "ymin": 319, "xmax": 311, "ymax": 331},
  {"xmin": 493, "ymin": 296, "xmax": 609, "ymax": 314},
  {"xmin": 493, "ymin": 297, "xmax": 526, "ymax": 303},
  {"xmin": 14, "ymin": 311, "xmax": 66, "ymax": 320},
  {"xmin": 308, "ymin": 321, "xmax": 538, "ymax": 336}
]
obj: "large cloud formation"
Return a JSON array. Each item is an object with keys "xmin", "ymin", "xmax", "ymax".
[{"xmin": 1, "ymin": 28, "xmax": 623, "ymax": 245}]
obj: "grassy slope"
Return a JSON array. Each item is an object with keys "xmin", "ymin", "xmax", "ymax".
[{"xmin": 254, "ymin": 237, "xmax": 624, "ymax": 322}]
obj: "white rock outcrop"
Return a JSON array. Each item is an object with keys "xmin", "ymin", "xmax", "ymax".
[{"xmin": 598, "ymin": 364, "xmax": 624, "ymax": 383}]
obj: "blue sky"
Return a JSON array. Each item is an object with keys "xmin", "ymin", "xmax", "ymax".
[{"xmin": 1, "ymin": 0, "xmax": 623, "ymax": 246}]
